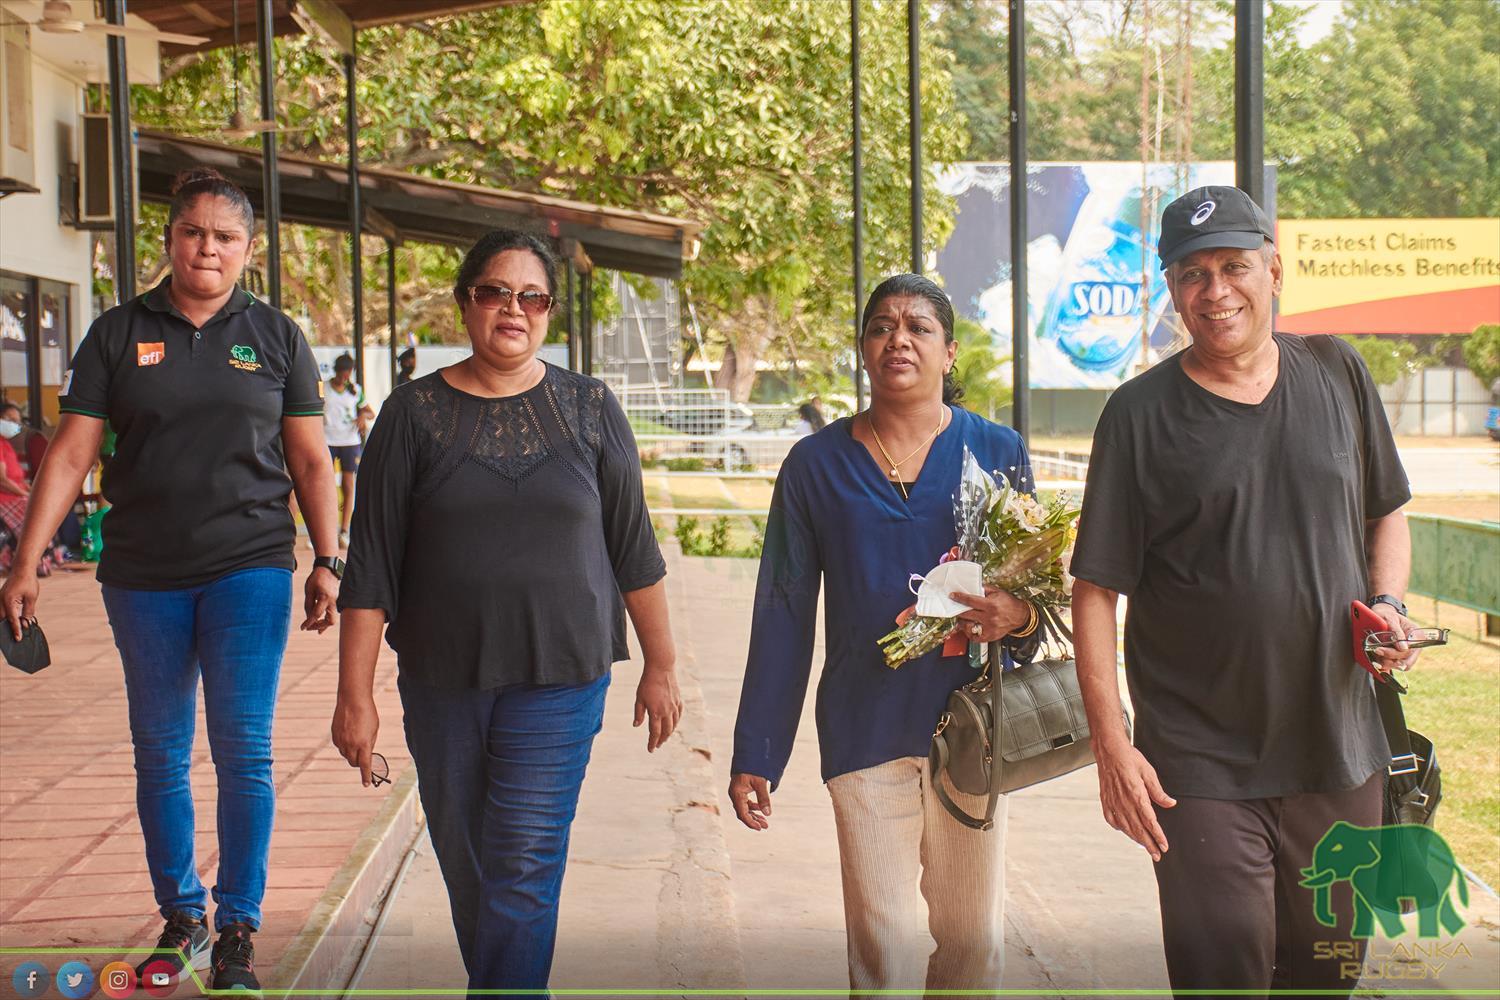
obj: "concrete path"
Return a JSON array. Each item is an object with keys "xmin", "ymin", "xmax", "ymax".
[{"xmin": 1398, "ymin": 445, "xmax": 1499, "ymax": 495}]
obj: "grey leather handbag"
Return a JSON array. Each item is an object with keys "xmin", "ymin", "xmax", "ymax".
[{"xmin": 928, "ymin": 632, "xmax": 1130, "ymax": 831}]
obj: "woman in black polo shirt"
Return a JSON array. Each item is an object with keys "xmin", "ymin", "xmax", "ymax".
[
  {"xmin": 331, "ymin": 229, "xmax": 682, "ymax": 995},
  {"xmin": 0, "ymin": 168, "xmax": 342, "ymax": 994}
]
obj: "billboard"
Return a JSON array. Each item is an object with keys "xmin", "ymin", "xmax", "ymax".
[
  {"xmin": 1276, "ymin": 219, "xmax": 1500, "ymax": 334},
  {"xmin": 936, "ymin": 162, "xmax": 1248, "ymax": 389}
]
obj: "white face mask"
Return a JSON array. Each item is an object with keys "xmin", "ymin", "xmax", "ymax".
[{"xmin": 0, "ymin": 420, "xmax": 21, "ymax": 438}]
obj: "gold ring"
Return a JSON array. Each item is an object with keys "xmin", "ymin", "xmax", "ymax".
[{"xmin": 970, "ymin": 622, "xmax": 982, "ymax": 636}]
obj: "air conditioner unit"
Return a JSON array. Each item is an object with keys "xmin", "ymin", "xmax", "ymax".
[
  {"xmin": 76, "ymin": 111, "xmax": 115, "ymax": 227},
  {"xmin": 0, "ymin": 19, "xmax": 39, "ymax": 196}
]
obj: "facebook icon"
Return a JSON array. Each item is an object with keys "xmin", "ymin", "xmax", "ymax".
[{"xmin": 11, "ymin": 961, "xmax": 50, "ymax": 997}]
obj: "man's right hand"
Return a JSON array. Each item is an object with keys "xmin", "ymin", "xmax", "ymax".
[
  {"xmin": 1095, "ymin": 739, "xmax": 1176, "ymax": 861},
  {"xmin": 0, "ymin": 570, "xmax": 39, "ymax": 641},
  {"xmin": 331, "ymin": 694, "xmax": 380, "ymax": 787},
  {"xmin": 728, "ymin": 772, "xmax": 772, "ymax": 831}
]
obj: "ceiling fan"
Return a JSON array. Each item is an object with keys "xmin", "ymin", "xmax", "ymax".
[
  {"xmin": 21, "ymin": 1, "xmax": 209, "ymax": 46},
  {"xmin": 216, "ymin": 0, "xmax": 306, "ymax": 140}
]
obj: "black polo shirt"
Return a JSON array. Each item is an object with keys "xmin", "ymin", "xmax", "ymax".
[{"xmin": 60, "ymin": 279, "xmax": 324, "ymax": 589}]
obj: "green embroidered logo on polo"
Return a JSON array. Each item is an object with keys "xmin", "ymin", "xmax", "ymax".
[{"xmin": 229, "ymin": 344, "xmax": 262, "ymax": 372}]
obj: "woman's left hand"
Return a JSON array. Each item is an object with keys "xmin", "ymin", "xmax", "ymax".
[
  {"xmin": 949, "ymin": 586, "xmax": 1030, "ymax": 643},
  {"xmin": 301, "ymin": 565, "xmax": 339, "ymax": 633},
  {"xmin": 634, "ymin": 661, "xmax": 683, "ymax": 753}
]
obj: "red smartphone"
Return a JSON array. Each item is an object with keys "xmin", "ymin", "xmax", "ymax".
[{"xmin": 1351, "ymin": 600, "xmax": 1404, "ymax": 691}]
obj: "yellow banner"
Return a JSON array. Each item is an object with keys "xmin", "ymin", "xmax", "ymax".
[{"xmin": 1277, "ymin": 218, "xmax": 1500, "ymax": 315}]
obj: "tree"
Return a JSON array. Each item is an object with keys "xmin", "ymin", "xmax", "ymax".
[
  {"xmin": 133, "ymin": 0, "xmax": 966, "ymax": 401},
  {"xmin": 1464, "ymin": 324, "xmax": 1500, "ymax": 387}
]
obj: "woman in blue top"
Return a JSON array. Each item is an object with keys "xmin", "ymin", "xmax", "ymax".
[{"xmin": 729, "ymin": 274, "xmax": 1037, "ymax": 992}]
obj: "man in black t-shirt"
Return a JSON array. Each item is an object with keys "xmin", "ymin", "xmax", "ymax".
[{"xmin": 1071, "ymin": 186, "xmax": 1420, "ymax": 997}]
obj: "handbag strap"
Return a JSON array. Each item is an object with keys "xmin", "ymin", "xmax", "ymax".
[
  {"xmin": 928, "ymin": 644, "xmax": 1006, "ymax": 831},
  {"xmin": 1306, "ymin": 336, "xmax": 1420, "ymax": 782}
]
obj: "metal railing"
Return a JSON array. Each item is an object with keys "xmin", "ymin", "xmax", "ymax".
[{"xmin": 1408, "ymin": 514, "xmax": 1500, "ymax": 616}]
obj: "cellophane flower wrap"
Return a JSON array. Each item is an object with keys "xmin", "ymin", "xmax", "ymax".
[{"xmin": 877, "ymin": 446, "xmax": 1080, "ymax": 669}]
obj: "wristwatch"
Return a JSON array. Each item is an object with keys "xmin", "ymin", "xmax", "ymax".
[
  {"xmin": 1368, "ymin": 593, "xmax": 1407, "ymax": 618},
  {"xmin": 313, "ymin": 555, "xmax": 346, "ymax": 580}
]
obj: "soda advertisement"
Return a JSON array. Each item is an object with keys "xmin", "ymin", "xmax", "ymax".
[{"xmin": 936, "ymin": 161, "xmax": 1253, "ymax": 389}]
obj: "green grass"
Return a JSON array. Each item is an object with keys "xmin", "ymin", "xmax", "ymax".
[{"xmin": 1399, "ymin": 619, "xmax": 1500, "ymax": 891}]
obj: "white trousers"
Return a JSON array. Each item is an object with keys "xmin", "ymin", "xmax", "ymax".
[{"xmin": 825, "ymin": 755, "xmax": 1008, "ymax": 995}]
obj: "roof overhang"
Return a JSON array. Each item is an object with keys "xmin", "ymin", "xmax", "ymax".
[
  {"xmin": 128, "ymin": 1, "xmax": 532, "ymax": 55},
  {"xmin": 136, "ymin": 129, "xmax": 703, "ymax": 278}
]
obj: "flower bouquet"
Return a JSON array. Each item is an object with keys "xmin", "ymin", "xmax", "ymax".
[{"xmin": 878, "ymin": 447, "xmax": 1080, "ymax": 669}]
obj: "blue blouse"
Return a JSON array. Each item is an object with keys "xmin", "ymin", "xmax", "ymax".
[{"xmin": 731, "ymin": 406, "xmax": 1032, "ymax": 788}]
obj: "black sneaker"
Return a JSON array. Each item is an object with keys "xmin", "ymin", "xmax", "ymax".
[
  {"xmin": 210, "ymin": 922, "xmax": 261, "ymax": 993},
  {"xmin": 135, "ymin": 909, "xmax": 210, "ymax": 983}
]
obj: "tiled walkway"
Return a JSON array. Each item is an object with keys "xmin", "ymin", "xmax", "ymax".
[{"xmin": 0, "ymin": 562, "xmax": 406, "ymax": 977}]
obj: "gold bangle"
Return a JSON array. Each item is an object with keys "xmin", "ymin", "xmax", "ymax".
[{"xmin": 1009, "ymin": 602, "xmax": 1040, "ymax": 639}]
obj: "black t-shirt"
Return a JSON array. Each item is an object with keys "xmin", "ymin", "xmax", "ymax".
[
  {"xmin": 59, "ymin": 279, "xmax": 324, "ymax": 589},
  {"xmin": 1070, "ymin": 334, "xmax": 1410, "ymax": 799},
  {"xmin": 336, "ymin": 366, "xmax": 667, "ymax": 689}
]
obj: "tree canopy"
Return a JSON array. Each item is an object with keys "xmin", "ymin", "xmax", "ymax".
[{"xmin": 128, "ymin": 0, "xmax": 1496, "ymax": 402}]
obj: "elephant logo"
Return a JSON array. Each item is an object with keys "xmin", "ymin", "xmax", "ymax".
[
  {"xmin": 228, "ymin": 344, "xmax": 262, "ymax": 372},
  {"xmin": 1300, "ymin": 821, "xmax": 1468, "ymax": 939}
]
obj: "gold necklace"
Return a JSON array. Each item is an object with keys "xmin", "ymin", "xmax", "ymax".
[{"xmin": 868, "ymin": 407, "xmax": 946, "ymax": 501}]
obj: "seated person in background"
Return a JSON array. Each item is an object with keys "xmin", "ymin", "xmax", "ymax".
[{"xmin": 0, "ymin": 418, "xmax": 69, "ymax": 576}]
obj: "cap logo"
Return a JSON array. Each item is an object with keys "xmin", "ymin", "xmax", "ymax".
[{"xmin": 1190, "ymin": 200, "xmax": 1217, "ymax": 226}]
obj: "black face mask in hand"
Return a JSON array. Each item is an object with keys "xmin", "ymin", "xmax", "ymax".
[{"xmin": 1, "ymin": 619, "xmax": 50, "ymax": 674}]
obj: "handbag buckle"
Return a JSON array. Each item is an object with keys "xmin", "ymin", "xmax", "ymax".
[
  {"xmin": 1388, "ymin": 753, "xmax": 1423, "ymax": 776},
  {"xmin": 934, "ymin": 712, "xmax": 951, "ymax": 737}
]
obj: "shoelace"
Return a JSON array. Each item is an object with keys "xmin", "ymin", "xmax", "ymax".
[
  {"xmin": 216, "ymin": 931, "xmax": 254, "ymax": 971},
  {"xmin": 158, "ymin": 915, "xmax": 200, "ymax": 953}
]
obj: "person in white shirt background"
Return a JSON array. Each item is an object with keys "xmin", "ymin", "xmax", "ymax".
[{"xmin": 324, "ymin": 353, "xmax": 374, "ymax": 548}]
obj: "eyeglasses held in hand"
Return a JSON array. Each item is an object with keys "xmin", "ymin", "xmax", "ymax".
[
  {"xmin": 1364, "ymin": 627, "xmax": 1449, "ymax": 652},
  {"xmin": 466, "ymin": 284, "xmax": 555, "ymax": 316},
  {"xmin": 369, "ymin": 751, "xmax": 390, "ymax": 787}
]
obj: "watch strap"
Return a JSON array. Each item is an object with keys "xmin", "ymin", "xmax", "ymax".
[
  {"xmin": 1369, "ymin": 593, "xmax": 1407, "ymax": 618},
  {"xmin": 313, "ymin": 555, "xmax": 346, "ymax": 579}
]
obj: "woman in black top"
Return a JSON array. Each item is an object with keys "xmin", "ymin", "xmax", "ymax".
[
  {"xmin": 1, "ymin": 167, "xmax": 342, "ymax": 994},
  {"xmin": 332, "ymin": 229, "xmax": 681, "ymax": 994}
]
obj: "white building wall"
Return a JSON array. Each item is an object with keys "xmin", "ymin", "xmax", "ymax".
[{"xmin": 0, "ymin": 50, "xmax": 93, "ymax": 358}]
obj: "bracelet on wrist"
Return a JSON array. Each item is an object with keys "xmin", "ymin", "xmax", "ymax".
[{"xmin": 1009, "ymin": 602, "xmax": 1040, "ymax": 639}]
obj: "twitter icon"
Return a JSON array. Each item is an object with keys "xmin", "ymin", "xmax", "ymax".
[{"xmin": 56, "ymin": 960, "xmax": 94, "ymax": 998}]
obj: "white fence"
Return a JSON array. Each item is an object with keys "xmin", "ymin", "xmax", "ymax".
[
  {"xmin": 613, "ymin": 383, "xmax": 802, "ymax": 472},
  {"xmin": 1379, "ymin": 366, "xmax": 1494, "ymax": 437}
]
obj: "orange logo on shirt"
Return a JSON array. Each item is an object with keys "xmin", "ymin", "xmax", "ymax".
[{"xmin": 137, "ymin": 342, "xmax": 166, "ymax": 367}]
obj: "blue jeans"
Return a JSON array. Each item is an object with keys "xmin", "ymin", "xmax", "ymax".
[
  {"xmin": 398, "ymin": 671, "xmax": 610, "ymax": 996},
  {"xmin": 101, "ymin": 567, "xmax": 292, "ymax": 931}
]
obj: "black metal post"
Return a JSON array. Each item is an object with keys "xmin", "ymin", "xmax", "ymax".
[
  {"xmin": 386, "ymin": 239, "xmax": 398, "ymax": 394},
  {"xmin": 1008, "ymin": 0, "xmax": 1029, "ymax": 442},
  {"xmin": 580, "ymin": 270, "xmax": 593, "ymax": 375},
  {"xmin": 851, "ymin": 0, "xmax": 866, "ymax": 411},
  {"xmin": 907, "ymin": 0, "xmax": 923, "ymax": 275},
  {"xmin": 565, "ymin": 262, "xmax": 579, "ymax": 372},
  {"xmin": 345, "ymin": 48, "xmax": 363, "ymax": 385},
  {"xmin": 257, "ymin": 0, "xmax": 281, "ymax": 307},
  {"xmin": 104, "ymin": 0, "xmax": 135, "ymax": 302},
  {"xmin": 1234, "ymin": 0, "xmax": 1265, "ymax": 206}
]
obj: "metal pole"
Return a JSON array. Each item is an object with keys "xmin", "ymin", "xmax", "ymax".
[
  {"xmin": 580, "ymin": 270, "xmax": 593, "ymax": 375},
  {"xmin": 1234, "ymin": 0, "xmax": 1265, "ymax": 206},
  {"xmin": 345, "ymin": 48, "xmax": 363, "ymax": 385},
  {"xmin": 907, "ymin": 0, "xmax": 923, "ymax": 275},
  {"xmin": 257, "ymin": 0, "xmax": 281, "ymax": 307},
  {"xmin": 104, "ymin": 0, "xmax": 135, "ymax": 302},
  {"xmin": 386, "ymin": 239, "xmax": 398, "ymax": 393},
  {"xmin": 851, "ymin": 0, "xmax": 866, "ymax": 411},
  {"xmin": 565, "ymin": 262, "xmax": 578, "ymax": 372},
  {"xmin": 1008, "ymin": 0, "xmax": 1029, "ymax": 442}
]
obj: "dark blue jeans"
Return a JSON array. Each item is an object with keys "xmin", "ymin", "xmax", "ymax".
[
  {"xmin": 101, "ymin": 567, "xmax": 292, "ymax": 931},
  {"xmin": 398, "ymin": 671, "xmax": 610, "ymax": 996}
]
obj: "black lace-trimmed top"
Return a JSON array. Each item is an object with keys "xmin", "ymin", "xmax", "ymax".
[{"xmin": 337, "ymin": 364, "xmax": 666, "ymax": 689}]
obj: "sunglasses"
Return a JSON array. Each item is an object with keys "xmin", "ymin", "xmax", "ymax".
[
  {"xmin": 466, "ymin": 284, "xmax": 555, "ymax": 316},
  {"xmin": 369, "ymin": 751, "xmax": 390, "ymax": 788}
]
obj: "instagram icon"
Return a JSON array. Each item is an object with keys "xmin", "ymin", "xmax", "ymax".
[{"xmin": 100, "ymin": 961, "xmax": 137, "ymax": 998}]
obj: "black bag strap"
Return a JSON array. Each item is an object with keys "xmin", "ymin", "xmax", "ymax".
[{"xmin": 1305, "ymin": 336, "xmax": 1419, "ymax": 783}]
